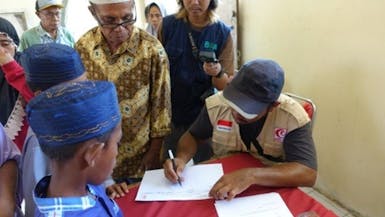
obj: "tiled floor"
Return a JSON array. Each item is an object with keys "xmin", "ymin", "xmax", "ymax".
[{"xmin": 299, "ymin": 187, "xmax": 356, "ymax": 217}]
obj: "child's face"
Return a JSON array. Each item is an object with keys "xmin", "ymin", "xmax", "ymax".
[{"xmin": 90, "ymin": 123, "xmax": 122, "ymax": 184}]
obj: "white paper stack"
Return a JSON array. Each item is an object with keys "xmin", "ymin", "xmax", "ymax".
[
  {"xmin": 215, "ymin": 192, "xmax": 293, "ymax": 217},
  {"xmin": 136, "ymin": 163, "xmax": 224, "ymax": 201}
]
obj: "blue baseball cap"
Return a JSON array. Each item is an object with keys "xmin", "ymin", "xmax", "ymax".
[{"xmin": 222, "ymin": 59, "xmax": 284, "ymax": 119}]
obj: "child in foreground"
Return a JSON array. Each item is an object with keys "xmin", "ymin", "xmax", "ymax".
[{"xmin": 27, "ymin": 80, "xmax": 123, "ymax": 216}]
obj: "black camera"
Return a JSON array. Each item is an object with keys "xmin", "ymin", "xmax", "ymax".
[{"xmin": 199, "ymin": 51, "xmax": 218, "ymax": 63}]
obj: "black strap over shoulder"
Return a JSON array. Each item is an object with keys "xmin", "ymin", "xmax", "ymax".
[{"xmin": 239, "ymin": 116, "xmax": 283, "ymax": 162}]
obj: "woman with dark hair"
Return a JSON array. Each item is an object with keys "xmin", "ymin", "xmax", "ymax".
[
  {"xmin": 159, "ymin": 0, "xmax": 235, "ymax": 163},
  {"xmin": 0, "ymin": 17, "xmax": 32, "ymax": 151},
  {"xmin": 0, "ymin": 16, "xmax": 28, "ymax": 217},
  {"xmin": 144, "ymin": 1, "xmax": 166, "ymax": 37}
]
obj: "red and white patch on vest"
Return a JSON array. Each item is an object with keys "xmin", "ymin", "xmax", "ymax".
[
  {"xmin": 274, "ymin": 128, "xmax": 287, "ymax": 142},
  {"xmin": 217, "ymin": 120, "xmax": 233, "ymax": 132}
]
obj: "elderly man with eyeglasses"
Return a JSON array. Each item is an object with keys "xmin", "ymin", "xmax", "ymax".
[
  {"xmin": 19, "ymin": 0, "xmax": 75, "ymax": 51},
  {"xmin": 76, "ymin": 0, "xmax": 171, "ymax": 196}
]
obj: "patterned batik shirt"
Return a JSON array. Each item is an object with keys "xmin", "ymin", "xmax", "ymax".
[{"xmin": 76, "ymin": 26, "xmax": 171, "ymax": 179}]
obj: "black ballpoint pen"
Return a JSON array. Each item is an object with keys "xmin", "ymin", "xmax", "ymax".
[{"xmin": 168, "ymin": 149, "xmax": 182, "ymax": 186}]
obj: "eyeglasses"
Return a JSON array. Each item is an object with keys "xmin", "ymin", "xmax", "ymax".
[
  {"xmin": 98, "ymin": 17, "xmax": 136, "ymax": 29},
  {"xmin": 94, "ymin": 8, "xmax": 137, "ymax": 30}
]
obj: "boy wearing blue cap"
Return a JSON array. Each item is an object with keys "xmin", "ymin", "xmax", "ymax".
[
  {"xmin": 1, "ymin": 42, "xmax": 128, "ymax": 215},
  {"xmin": 164, "ymin": 59, "xmax": 317, "ymax": 201},
  {"xmin": 27, "ymin": 80, "xmax": 123, "ymax": 216},
  {"xmin": 19, "ymin": 43, "xmax": 89, "ymax": 216}
]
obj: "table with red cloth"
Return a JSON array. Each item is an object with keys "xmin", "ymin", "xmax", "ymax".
[{"xmin": 116, "ymin": 153, "xmax": 337, "ymax": 217}]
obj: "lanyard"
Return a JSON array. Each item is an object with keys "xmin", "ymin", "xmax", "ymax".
[{"xmin": 188, "ymin": 31, "xmax": 199, "ymax": 60}]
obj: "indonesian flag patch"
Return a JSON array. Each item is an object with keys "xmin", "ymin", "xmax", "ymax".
[
  {"xmin": 217, "ymin": 120, "xmax": 233, "ymax": 132},
  {"xmin": 274, "ymin": 128, "xmax": 288, "ymax": 142}
]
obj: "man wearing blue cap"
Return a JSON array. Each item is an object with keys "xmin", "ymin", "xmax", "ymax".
[
  {"xmin": 20, "ymin": 43, "xmax": 89, "ymax": 216},
  {"xmin": 1, "ymin": 42, "xmax": 95, "ymax": 215},
  {"xmin": 164, "ymin": 59, "xmax": 317, "ymax": 200},
  {"xmin": 27, "ymin": 80, "xmax": 123, "ymax": 216}
]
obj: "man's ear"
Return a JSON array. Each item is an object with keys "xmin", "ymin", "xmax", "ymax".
[
  {"xmin": 268, "ymin": 101, "xmax": 280, "ymax": 112},
  {"xmin": 272, "ymin": 101, "xmax": 280, "ymax": 107},
  {"xmin": 84, "ymin": 143, "xmax": 104, "ymax": 167}
]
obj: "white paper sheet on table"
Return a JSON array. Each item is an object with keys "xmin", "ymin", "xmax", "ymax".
[
  {"xmin": 135, "ymin": 163, "xmax": 223, "ymax": 201},
  {"xmin": 214, "ymin": 192, "xmax": 293, "ymax": 217}
]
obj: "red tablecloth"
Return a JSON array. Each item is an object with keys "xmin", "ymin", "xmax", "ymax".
[{"xmin": 116, "ymin": 153, "xmax": 337, "ymax": 217}]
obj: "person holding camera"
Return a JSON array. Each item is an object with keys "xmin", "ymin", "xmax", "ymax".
[{"xmin": 159, "ymin": 0, "xmax": 235, "ymax": 163}]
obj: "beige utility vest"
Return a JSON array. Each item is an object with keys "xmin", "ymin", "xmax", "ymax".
[{"xmin": 206, "ymin": 93, "xmax": 310, "ymax": 159}]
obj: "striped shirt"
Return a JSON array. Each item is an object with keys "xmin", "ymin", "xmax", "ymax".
[{"xmin": 34, "ymin": 176, "xmax": 122, "ymax": 217}]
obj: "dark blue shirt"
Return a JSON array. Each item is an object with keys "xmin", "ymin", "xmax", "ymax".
[{"xmin": 162, "ymin": 15, "xmax": 231, "ymax": 126}]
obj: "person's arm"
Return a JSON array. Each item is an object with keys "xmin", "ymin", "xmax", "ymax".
[
  {"xmin": 105, "ymin": 182, "xmax": 129, "ymax": 199},
  {"xmin": 0, "ymin": 124, "xmax": 20, "ymax": 217},
  {"xmin": 163, "ymin": 106, "xmax": 213, "ymax": 183},
  {"xmin": 210, "ymin": 34, "xmax": 235, "ymax": 90},
  {"xmin": 209, "ymin": 162, "xmax": 317, "ymax": 200},
  {"xmin": 163, "ymin": 131, "xmax": 198, "ymax": 184},
  {"xmin": 0, "ymin": 159, "xmax": 18, "ymax": 217},
  {"xmin": 204, "ymin": 61, "xmax": 229, "ymax": 90},
  {"xmin": 0, "ymin": 47, "xmax": 34, "ymax": 102},
  {"xmin": 209, "ymin": 123, "xmax": 317, "ymax": 200},
  {"xmin": 142, "ymin": 137, "xmax": 163, "ymax": 170},
  {"xmin": 142, "ymin": 40, "xmax": 172, "ymax": 170}
]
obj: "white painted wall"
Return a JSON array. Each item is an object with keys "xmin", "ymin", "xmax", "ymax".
[{"xmin": 239, "ymin": 1, "xmax": 385, "ymax": 216}]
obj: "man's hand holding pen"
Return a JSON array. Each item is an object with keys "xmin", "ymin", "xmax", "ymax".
[{"xmin": 164, "ymin": 151, "xmax": 185, "ymax": 186}]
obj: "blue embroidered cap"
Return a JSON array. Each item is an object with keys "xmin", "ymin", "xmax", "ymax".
[
  {"xmin": 222, "ymin": 59, "xmax": 284, "ymax": 119},
  {"xmin": 27, "ymin": 81, "xmax": 121, "ymax": 147},
  {"xmin": 21, "ymin": 43, "xmax": 85, "ymax": 88}
]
